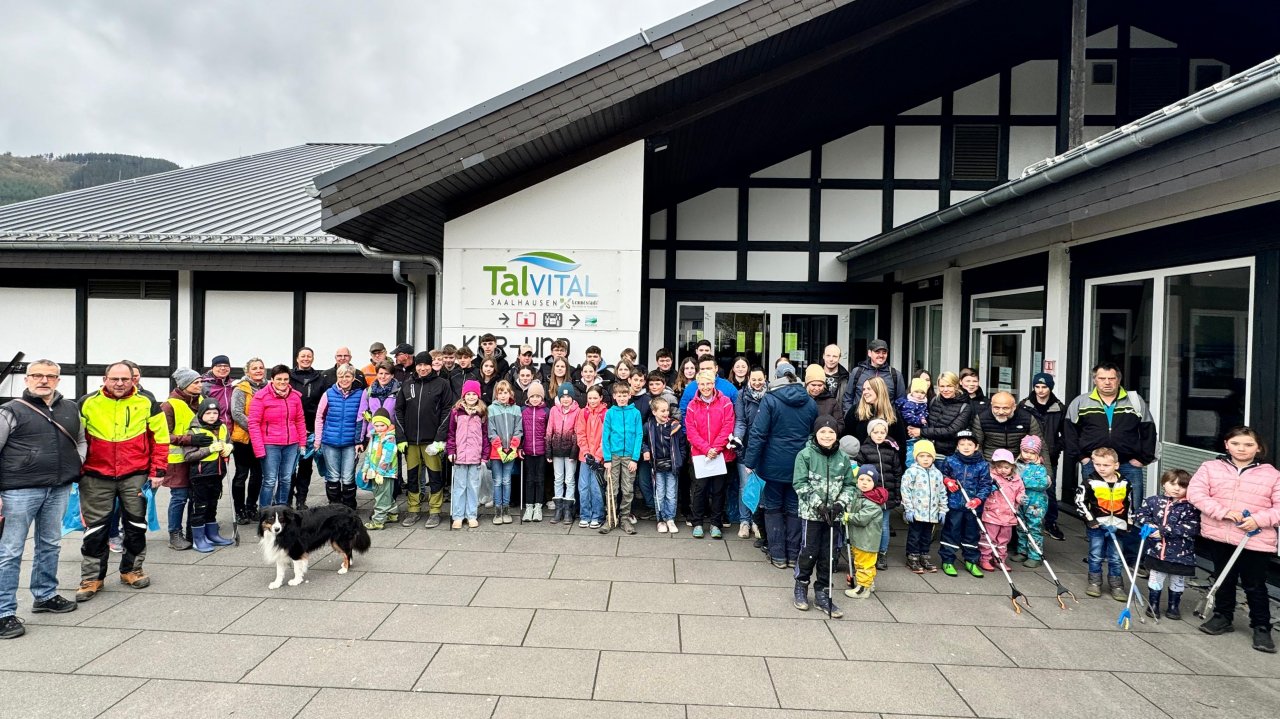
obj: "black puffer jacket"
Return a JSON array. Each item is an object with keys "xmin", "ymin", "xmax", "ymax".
[
  {"xmin": 919, "ymin": 394, "xmax": 972, "ymax": 457},
  {"xmin": 289, "ymin": 367, "xmax": 327, "ymax": 431},
  {"xmin": 856, "ymin": 439, "xmax": 904, "ymax": 509}
]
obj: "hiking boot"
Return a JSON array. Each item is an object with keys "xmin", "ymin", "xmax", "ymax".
[
  {"xmin": 598, "ymin": 522, "xmax": 612, "ymax": 535},
  {"xmin": 844, "ymin": 584, "xmax": 872, "ymax": 600},
  {"xmin": 621, "ymin": 520, "xmax": 636, "ymax": 535},
  {"xmin": 1009, "ymin": 553, "xmax": 1027, "ymax": 563},
  {"xmin": 0, "ymin": 615, "xmax": 24, "ymax": 640},
  {"xmin": 876, "ymin": 553, "xmax": 888, "ymax": 571},
  {"xmin": 1046, "ymin": 523, "xmax": 1065, "ymax": 541},
  {"xmin": 1086, "ymin": 572, "xmax": 1102, "ymax": 597},
  {"xmin": 168, "ymin": 530, "xmax": 192, "ymax": 551},
  {"xmin": 1022, "ymin": 558, "xmax": 1042, "ymax": 569},
  {"xmin": 502, "ymin": 508, "xmax": 514, "ymax": 524},
  {"xmin": 793, "ymin": 582, "xmax": 810, "ymax": 611},
  {"xmin": 941, "ymin": 563, "xmax": 958, "ymax": 577},
  {"xmin": 965, "ymin": 561, "xmax": 984, "ymax": 578},
  {"xmin": 710, "ymin": 526, "xmax": 722, "ymax": 539},
  {"xmin": 1109, "ymin": 577, "xmax": 1127, "ymax": 602},
  {"xmin": 532, "ymin": 504, "xmax": 543, "ymax": 522},
  {"xmin": 1253, "ymin": 626, "xmax": 1276, "ymax": 653},
  {"xmin": 76, "ymin": 579, "xmax": 104, "ymax": 602},
  {"xmin": 814, "ymin": 589, "xmax": 843, "ymax": 618},
  {"xmin": 1166, "ymin": 591, "xmax": 1183, "ymax": 621},
  {"xmin": 31, "ymin": 595, "xmax": 76, "ymax": 614},
  {"xmin": 236, "ymin": 510, "xmax": 253, "ymax": 526},
  {"xmin": 119, "ymin": 570, "xmax": 150, "ymax": 589},
  {"xmin": 1199, "ymin": 614, "xmax": 1234, "ymax": 635},
  {"xmin": 401, "ymin": 512, "xmax": 421, "ymax": 527},
  {"xmin": 1145, "ymin": 589, "xmax": 1162, "ymax": 620},
  {"xmin": 906, "ymin": 554, "xmax": 924, "ymax": 574},
  {"xmin": 523, "ymin": 505, "xmax": 535, "ymax": 522},
  {"xmin": 920, "ymin": 556, "xmax": 938, "ymax": 573}
]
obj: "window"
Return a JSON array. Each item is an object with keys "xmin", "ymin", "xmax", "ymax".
[
  {"xmin": 1091, "ymin": 61, "xmax": 1116, "ymax": 85},
  {"xmin": 972, "ymin": 289, "xmax": 1045, "ymax": 322},
  {"xmin": 87, "ymin": 279, "xmax": 170, "ymax": 300},
  {"xmin": 910, "ymin": 302, "xmax": 943, "ymax": 376},
  {"xmin": 951, "ymin": 125, "xmax": 1000, "ymax": 181}
]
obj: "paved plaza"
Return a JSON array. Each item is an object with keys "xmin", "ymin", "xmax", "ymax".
[{"xmin": 7, "ymin": 498, "xmax": 1280, "ymax": 719}]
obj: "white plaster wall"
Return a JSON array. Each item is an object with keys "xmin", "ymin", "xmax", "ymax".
[
  {"xmin": 900, "ymin": 98, "xmax": 941, "ymax": 115},
  {"xmin": 1086, "ymin": 60, "xmax": 1117, "ymax": 115},
  {"xmin": 0, "ymin": 287, "xmax": 76, "ymax": 397},
  {"xmin": 748, "ymin": 188, "xmax": 808, "ymax": 242},
  {"xmin": 676, "ymin": 251, "xmax": 736, "ymax": 281},
  {"xmin": 87, "ymin": 297, "xmax": 170, "ymax": 366},
  {"xmin": 649, "ymin": 210, "xmax": 667, "ymax": 240},
  {"xmin": 1131, "ymin": 27, "xmax": 1176, "ymax": 48},
  {"xmin": 954, "ymin": 75, "xmax": 1000, "ymax": 115},
  {"xmin": 1008, "ymin": 126, "xmax": 1058, "ymax": 178},
  {"xmin": 676, "ymin": 188, "xmax": 737, "ymax": 241},
  {"xmin": 746, "ymin": 251, "xmax": 808, "ymax": 282},
  {"xmin": 819, "ymin": 189, "xmax": 882, "ymax": 243},
  {"xmin": 647, "ymin": 287, "xmax": 666, "ymax": 358},
  {"xmin": 750, "ymin": 152, "xmax": 811, "ymax": 178},
  {"xmin": 204, "ymin": 290, "xmax": 294, "ymax": 367},
  {"xmin": 818, "ymin": 252, "xmax": 846, "ymax": 283},
  {"xmin": 892, "ymin": 190, "xmax": 940, "ymax": 228},
  {"xmin": 1087, "ymin": 26, "xmax": 1118, "ymax": 49},
  {"xmin": 950, "ymin": 189, "xmax": 985, "ymax": 204},
  {"xmin": 1011, "ymin": 60, "xmax": 1058, "ymax": 115},
  {"xmin": 649, "ymin": 250, "xmax": 667, "ymax": 280},
  {"xmin": 822, "ymin": 126, "xmax": 883, "ymax": 179},
  {"xmin": 894, "ymin": 126, "xmax": 941, "ymax": 179},
  {"xmin": 304, "ymin": 292, "xmax": 399, "ymax": 363}
]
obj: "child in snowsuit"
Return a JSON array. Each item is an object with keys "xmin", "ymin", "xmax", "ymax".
[
  {"xmin": 939, "ymin": 429, "xmax": 992, "ymax": 578},
  {"xmin": 487, "ymin": 380, "xmax": 523, "ymax": 524},
  {"xmin": 1074, "ymin": 446, "xmax": 1133, "ymax": 600},
  {"xmin": 446, "ymin": 380, "xmax": 488, "ymax": 530},
  {"xmin": 1012, "ymin": 435, "xmax": 1051, "ymax": 568},
  {"xmin": 979, "ymin": 449, "xmax": 1025, "ymax": 572},
  {"xmin": 844, "ymin": 465, "xmax": 888, "ymax": 599},
  {"xmin": 520, "ymin": 382, "xmax": 549, "ymax": 523},
  {"xmin": 642, "ymin": 397, "xmax": 685, "ymax": 533},
  {"xmin": 792, "ymin": 415, "xmax": 856, "ymax": 618},
  {"xmin": 856, "ymin": 418, "xmax": 903, "ymax": 571},
  {"xmin": 900, "ymin": 439, "xmax": 946, "ymax": 573},
  {"xmin": 180, "ymin": 399, "xmax": 235, "ymax": 552},
  {"xmin": 895, "ymin": 377, "xmax": 930, "ymax": 466},
  {"xmin": 360, "ymin": 409, "xmax": 399, "ymax": 530},
  {"xmin": 601, "ymin": 382, "xmax": 643, "ymax": 535},
  {"xmin": 1133, "ymin": 469, "xmax": 1199, "ymax": 620}
]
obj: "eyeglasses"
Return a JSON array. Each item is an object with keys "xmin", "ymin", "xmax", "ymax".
[
  {"xmin": 27, "ymin": 373, "xmax": 59, "ymax": 381},
  {"xmin": 106, "ymin": 377, "xmax": 132, "ymax": 383}
]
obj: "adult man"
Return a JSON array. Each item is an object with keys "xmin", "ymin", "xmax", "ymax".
[
  {"xmin": 362, "ymin": 342, "xmax": 389, "ymax": 386},
  {"xmin": 478, "ymin": 333, "xmax": 510, "ymax": 377},
  {"xmin": 841, "ymin": 339, "xmax": 906, "ymax": 413},
  {"xmin": 678, "ymin": 356, "xmax": 739, "ymax": 416},
  {"xmin": 0, "ymin": 361, "xmax": 85, "ymax": 638},
  {"xmin": 323, "ymin": 347, "xmax": 367, "ymax": 391},
  {"xmin": 1063, "ymin": 362, "xmax": 1157, "ymax": 563},
  {"xmin": 396, "ymin": 351, "xmax": 454, "ymax": 528},
  {"xmin": 201, "ymin": 354, "xmax": 236, "ymax": 426},
  {"xmin": 76, "ymin": 362, "xmax": 169, "ymax": 602},
  {"xmin": 653, "ymin": 348, "xmax": 677, "ymax": 388},
  {"xmin": 820, "ymin": 344, "xmax": 849, "ymax": 402},
  {"xmin": 971, "ymin": 391, "xmax": 1043, "ymax": 462},
  {"xmin": 693, "ymin": 339, "xmax": 714, "ymax": 363},
  {"xmin": 1020, "ymin": 372, "xmax": 1066, "ymax": 540},
  {"xmin": 391, "ymin": 343, "xmax": 416, "ymax": 383}
]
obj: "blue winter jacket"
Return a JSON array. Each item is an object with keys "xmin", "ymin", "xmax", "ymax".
[
  {"xmin": 742, "ymin": 379, "xmax": 818, "ymax": 484},
  {"xmin": 320, "ymin": 384, "xmax": 363, "ymax": 448},
  {"xmin": 940, "ymin": 450, "xmax": 993, "ymax": 510},
  {"xmin": 678, "ymin": 376, "xmax": 739, "ymax": 416},
  {"xmin": 642, "ymin": 417, "xmax": 685, "ymax": 473},
  {"xmin": 602, "ymin": 403, "xmax": 643, "ymax": 461},
  {"xmin": 733, "ymin": 388, "xmax": 764, "ymax": 446}
]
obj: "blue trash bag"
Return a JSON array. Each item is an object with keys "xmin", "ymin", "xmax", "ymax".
[
  {"xmin": 742, "ymin": 470, "xmax": 765, "ymax": 514},
  {"xmin": 141, "ymin": 484, "xmax": 161, "ymax": 532},
  {"xmin": 62, "ymin": 482, "xmax": 84, "ymax": 535}
]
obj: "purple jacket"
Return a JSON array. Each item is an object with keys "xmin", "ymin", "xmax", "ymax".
[
  {"xmin": 521, "ymin": 404, "xmax": 549, "ymax": 456},
  {"xmin": 446, "ymin": 406, "xmax": 488, "ymax": 465}
]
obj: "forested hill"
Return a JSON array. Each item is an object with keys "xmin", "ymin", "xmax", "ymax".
[{"xmin": 0, "ymin": 152, "xmax": 180, "ymax": 206}]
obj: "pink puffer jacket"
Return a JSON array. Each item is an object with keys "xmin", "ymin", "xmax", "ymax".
[
  {"xmin": 1188, "ymin": 457, "xmax": 1280, "ymax": 552},
  {"xmin": 983, "ymin": 472, "xmax": 1025, "ymax": 527},
  {"xmin": 247, "ymin": 386, "xmax": 307, "ymax": 458},
  {"xmin": 684, "ymin": 390, "xmax": 736, "ymax": 461}
]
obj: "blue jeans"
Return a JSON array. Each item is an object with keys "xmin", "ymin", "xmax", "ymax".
[
  {"xmin": 760, "ymin": 480, "xmax": 798, "ymax": 514},
  {"xmin": 552, "ymin": 457, "xmax": 577, "ymax": 502},
  {"xmin": 1087, "ymin": 525, "xmax": 1125, "ymax": 577},
  {"xmin": 736, "ymin": 463, "xmax": 755, "ymax": 525},
  {"xmin": 722, "ymin": 460, "xmax": 739, "ymax": 524},
  {"xmin": 1081, "ymin": 460, "xmax": 1145, "ymax": 561},
  {"xmin": 166, "ymin": 487, "xmax": 189, "ymax": 533},
  {"xmin": 321, "ymin": 444, "xmax": 357, "ymax": 488},
  {"xmin": 259, "ymin": 444, "xmax": 299, "ymax": 508},
  {"xmin": 452, "ymin": 464, "xmax": 482, "ymax": 520},
  {"xmin": 879, "ymin": 509, "xmax": 891, "ymax": 553},
  {"xmin": 0, "ymin": 484, "xmax": 71, "ymax": 616},
  {"xmin": 578, "ymin": 461, "xmax": 603, "ymax": 522},
  {"xmin": 635, "ymin": 462, "xmax": 653, "ymax": 511},
  {"xmin": 490, "ymin": 460, "xmax": 515, "ymax": 508},
  {"xmin": 654, "ymin": 470, "xmax": 677, "ymax": 521}
]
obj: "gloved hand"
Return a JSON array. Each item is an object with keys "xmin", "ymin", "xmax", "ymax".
[
  {"xmin": 190, "ymin": 433, "xmax": 214, "ymax": 448},
  {"xmin": 943, "ymin": 477, "xmax": 960, "ymax": 493},
  {"xmin": 501, "ymin": 448, "xmax": 518, "ymax": 463},
  {"xmin": 938, "ymin": 511, "xmax": 948, "ymax": 522},
  {"xmin": 426, "ymin": 441, "xmax": 445, "ymax": 456},
  {"xmin": 397, "ymin": 442, "xmax": 408, "ymax": 454},
  {"xmin": 220, "ymin": 443, "xmax": 233, "ymax": 458},
  {"xmin": 831, "ymin": 502, "xmax": 845, "ymax": 517},
  {"xmin": 965, "ymin": 498, "xmax": 981, "ymax": 510},
  {"xmin": 904, "ymin": 510, "xmax": 915, "ymax": 523},
  {"xmin": 726, "ymin": 435, "xmax": 743, "ymax": 452}
]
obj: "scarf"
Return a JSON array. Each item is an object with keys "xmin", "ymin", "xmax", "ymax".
[
  {"xmin": 370, "ymin": 378, "xmax": 400, "ymax": 399},
  {"xmin": 272, "ymin": 385, "xmax": 291, "ymax": 399},
  {"xmin": 746, "ymin": 386, "xmax": 765, "ymax": 401},
  {"xmin": 862, "ymin": 487, "xmax": 889, "ymax": 506}
]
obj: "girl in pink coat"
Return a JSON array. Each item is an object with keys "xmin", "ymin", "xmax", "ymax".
[
  {"xmin": 979, "ymin": 448, "xmax": 1025, "ymax": 572},
  {"xmin": 248, "ymin": 364, "xmax": 307, "ymax": 509},
  {"xmin": 1188, "ymin": 426, "xmax": 1280, "ymax": 652},
  {"xmin": 684, "ymin": 370, "xmax": 736, "ymax": 539}
]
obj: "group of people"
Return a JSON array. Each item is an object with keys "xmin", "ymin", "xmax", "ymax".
[{"xmin": 0, "ymin": 341, "xmax": 1277, "ymax": 653}]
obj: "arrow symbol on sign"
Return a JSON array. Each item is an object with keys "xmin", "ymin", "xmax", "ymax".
[
  {"xmin": 498, "ymin": 314, "xmax": 510, "ymax": 326},
  {"xmin": 570, "ymin": 315, "xmax": 580, "ymax": 328}
]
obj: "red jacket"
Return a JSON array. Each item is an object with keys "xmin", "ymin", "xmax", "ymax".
[
  {"xmin": 79, "ymin": 386, "xmax": 169, "ymax": 480},
  {"xmin": 684, "ymin": 390, "xmax": 736, "ymax": 461},
  {"xmin": 1188, "ymin": 457, "xmax": 1280, "ymax": 552},
  {"xmin": 247, "ymin": 386, "xmax": 307, "ymax": 458},
  {"xmin": 574, "ymin": 402, "xmax": 607, "ymax": 462}
]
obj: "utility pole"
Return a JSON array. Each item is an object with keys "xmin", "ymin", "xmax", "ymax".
[{"xmin": 1067, "ymin": 0, "xmax": 1087, "ymax": 149}]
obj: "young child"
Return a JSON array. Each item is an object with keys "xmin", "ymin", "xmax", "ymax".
[
  {"xmin": 1011, "ymin": 435, "xmax": 1051, "ymax": 568},
  {"xmin": 601, "ymin": 382, "xmax": 643, "ymax": 534},
  {"xmin": 487, "ymin": 380, "xmax": 523, "ymax": 524},
  {"xmin": 359, "ymin": 409, "xmax": 400, "ymax": 530},
  {"xmin": 793, "ymin": 415, "xmax": 855, "ymax": 618},
  {"xmin": 900, "ymin": 439, "xmax": 946, "ymax": 573},
  {"xmin": 856, "ymin": 418, "xmax": 903, "ymax": 571},
  {"xmin": 574, "ymin": 385, "xmax": 608, "ymax": 528},
  {"xmin": 643, "ymin": 397, "xmax": 685, "ymax": 533},
  {"xmin": 446, "ymin": 380, "xmax": 488, "ymax": 530},
  {"xmin": 979, "ymin": 449, "xmax": 1025, "ymax": 572},
  {"xmin": 520, "ymin": 382, "xmax": 550, "ymax": 522},
  {"xmin": 939, "ymin": 430, "xmax": 992, "ymax": 578},
  {"xmin": 181, "ymin": 399, "xmax": 235, "ymax": 552},
  {"xmin": 1133, "ymin": 469, "xmax": 1199, "ymax": 620},
  {"xmin": 895, "ymin": 377, "xmax": 931, "ymax": 465},
  {"xmin": 845, "ymin": 465, "xmax": 889, "ymax": 599},
  {"xmin": 1074, "ymin": 446, "xmax": 1132, "ymax": 600},
  {"xmin": 546, "ymin": 384, "xmax": 581, "ymax": 524}
]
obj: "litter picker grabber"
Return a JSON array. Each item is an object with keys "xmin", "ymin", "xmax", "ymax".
[
  {"xmin": 1104, "ymin": 526, "xmax": 1148, "ymax": 613},
  {"xmin": 1118, "ymin": 524, "xmax": 1157, "ymax": 629},
  {"xmin": 958, "ymin": 482, "xmax": 1030, "ymax": 614},
  {"xmin": 991, "ymin": 483, "xmax": 1077, "ymax": 609},
  {"xmin": 1195, "ymin": 509, "xmax": 1261, "ymax": 620}
]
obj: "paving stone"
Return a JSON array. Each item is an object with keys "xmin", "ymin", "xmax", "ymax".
[
  {"xmin": 770, "ymin": 658, "xmax": 970, "ymax": 715},
  {"xmin": 297, "ymin": 688, "xmax": 498, "ymax": 718},
  {"xmin": 395, "ymin": 527, "xmax": 515, "ymax": 552},
  {"xmin": 1138, "ymin": 630, "xmax": 1280, "ymax": 677},
  {"xmin": 17, "ymin": 561, "xmax": 81, "ymax": 590},
  {"xmin": 0, "ymin": 625, "xmax": 136, "ymax": 672},
  {"xmin": 1023, "ymin": 589, "xmax": 1201, "ymax": 634},
  {"xmin": 370, "ymin": 604, "xmax": 534, "ymax": 645},
  {"xmin": 877, "ymin": 590, "xmax": 1048, "ymax": 628},
  {"xmin": 506, "ymin": 532, "xmax": 620, "ymax": 556},
  {"xmin": 308, "ymin": 547, "xmax": 445, "ymax": 574},
  {"xmin": 0, "ymin": 670, "xmax": 144, "ymax": 719},
  {"xmin": 193, "ymin": 541, "xmax": 332, "ymax": 566},
  {"xmin": 122, "ymin": 543, "xmax": 211, "ymax": 564},
  {"xmin": 552, "ymin": 555, "xmax": 674, "ymax": 583},
  {"xmin": 724, "ymin": 538, "xmax": 771, "ymax": 561},
  {"xmin": 244, "ymin": 637, "xmax": 439, "ymax": 689},
  {"xmin": 740, "ymin": 585, "xmax": 895, "ymax": 622},
  {"xmin": 79, "ymin": 592, "xmax": 262, "ymax": 632},
  {"xmin": 982, "ymin": 627, "xmax": 1188, "ymax": 673},
  {"xmin": 615, "ymin": 536, "xmax": 732, "ymax": 559},
  {"xmin": 16, "ymin": 590, "xmax": 129, "ymax": 626},
  {"xmin": 417, "ymin": 644, "xmax": 598, "ymax": 699},
  {"xmin": 336, "ymin": 571, "xmax": 483, "ymax": 605},
  {"xmin": 362, "ymin": 525, "xmax": 416, "ymax": 547},
  {"xmin": 222, "ymin": 597, "xmax": 395, "ymax": 639},
  {"xmin": 206, "ymin": 566, "xmax": 364, "ymax": 600},
  {"xmin": 78, "ymin": 630, "xmax": 285, "ymax": 681},
  {"xmin": 941, "ymin": 665, "xmax": 1168, "ymax": 718},
  {"xmin": 686, "ymin": 708, "xmax": 879, "ymax": 719},
  {"xmin": 827, "ymin": 622, "xmax": 1012, "ymax": 666},
  {"xmin": 1116, "ymin": 672, "xmax": 1280, "ymax": 718},
  {"xmin": 609, "ymin": 581, "xmax": 748, "ymax": 616},
  {"xmin": 594, "ymin": 651, "xmax": 777, "ymax": 707},
  {"xmin": 851, "ymin": 565, "xmax": 937, "ymax": 592},
  {"xmin": 524, "ymin": 608, "xmax": 679, "ymax": 652},
  {"xmin": 918, "ymin": 567, "xmax": 1066, "ymax": 597},
  {"xmin": 675, "ymin": 558, "xmax": 795, "ymax": 587},
  {"xmin": 92, "ymin": 562, "xmax": 245, "ymax": 595},
  {"xmin": 98, "ymin": 679, "xmax": 316, "ymax": 718},
  {"xmin": 470, "ymin": 577, "xmax": 611, "ymax": 611},
  {"xmin": 494, "ymin": 697, "xmax": 686, "ymax": 719},
  {"xmin": 679, "ymin": 614, "xmax": 844, "ymax": 658},
  {"xmin": 429, "ymin": 550, "xmax": 556, "ymax": 578}
]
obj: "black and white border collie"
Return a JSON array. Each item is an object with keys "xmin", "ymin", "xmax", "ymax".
[{"xmin": 257, "ymin": 504, "xmax": 371, "ymax": 589}]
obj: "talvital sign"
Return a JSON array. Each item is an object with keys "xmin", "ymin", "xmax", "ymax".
[{"xmin": 483, "ymin": 252, "xmax": 598, "ymax": 305}]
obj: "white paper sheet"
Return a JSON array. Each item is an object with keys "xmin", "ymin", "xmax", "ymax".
[{"xmin": 692, "ymin": 453, "xmax": 728, "ymax": 478}]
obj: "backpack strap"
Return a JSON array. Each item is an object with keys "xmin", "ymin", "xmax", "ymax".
[{"xmin": 10, "ymin": 398, "xmax": 78, "ymax": 445}]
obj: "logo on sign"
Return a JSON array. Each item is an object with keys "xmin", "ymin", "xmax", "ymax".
[
  {"xmin": 515, "ymin": 312, "xmax": 537, "ymax": 327},
  {"xmin": 483, "ymin": 251, "xmax": 599, "ymax": 309},
  {"xmin": 543, "ymin": 312, "xmax": 563, "ymax": 328}
]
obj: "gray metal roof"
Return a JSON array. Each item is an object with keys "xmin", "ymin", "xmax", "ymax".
[{"xmin": 0, "ymin": 143, "xmax": 380, "ymax": 249}]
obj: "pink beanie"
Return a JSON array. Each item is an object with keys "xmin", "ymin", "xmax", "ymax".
[{"xmin": 461, "ymin": 379, "xmax": 482, "ymax": 398}]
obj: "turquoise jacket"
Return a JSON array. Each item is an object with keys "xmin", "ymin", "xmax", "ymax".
[{"xmin": 602, "ymin": 403, "xmax": 643, "ymax": 461}]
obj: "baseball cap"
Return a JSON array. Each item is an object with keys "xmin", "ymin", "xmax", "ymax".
[
  {"xmin": 369, "ymin": 342, "xmax": 387, "ymax": 353},
  {"xmin": 392, "ymin": 343, "xmax": 414, "ymax": 356},
  {"xmin": 867, "ymin": 339, "xmax": 888, "ymax": 352}
]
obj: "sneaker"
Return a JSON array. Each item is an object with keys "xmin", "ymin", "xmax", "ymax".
[
  {"xmin": 1046, "ymin": 524, "xmax": 1066, "ymax": 541},
  {"xmin": 579, "ymin": 519, "xmax": 590, "ymax": 528},
  {"xmin": 667, "ymin": 520, "xmax": 679, "ymax": 534},
  {"xmin": 108, "ymin": 536, "xmax": 123, "ymax": 554},
  {"xmin": 451, "ymin": 519, "xmax": 463, "ymax": 530},
  {"xmin": 76, "ymin": 579, "xmax": 104, "ymax": 603},
  {"xmin": 1022, "ymin": 558, "xmax": 1042, "ymax": 569},
  {"xmin": 401, "ymin": 512, "xmax": 421, "ymax": 527},
  {"xmin": 710, "ymin": 526, "xmax": 722, "ymax": 540},
  {"xmin": 965, "ymin": 561, "xmax": 984, "ymax": 578},
  {"xmin": 364, "ymin": 520, "xmax": 385, "ymax": 530},
  {"xmin": 692, "ymin": 526, "xmax": 704, "ymax": 539},
  {"xmin": 523, "ymin": 505, "xmax": 535, "ymax": 522},
  {"xmin": 119, "ymin": 570, "xmax": 150, "ymax": 589},
  {"xmin": 235, "ymin": 511, "xmax": 252, "ymax": 526},
  {"xmin": 1252, "ymin": 627, "xmax": 1276, "ymax": 653},
  {"xmin": 752, "ymin": 524, "xmax": 762, "ymax": 539},
  {"xmin": 738, "ymin": 523, "xmax": 751, "ymax": 539},
  {"xmin": 0, "ymin": 615, "xmax": 24, "ymax": 640},
  {"xmin": 770, "ymin": 558, "xmax": 789, "ymax": 569},
  {"xmin": 907, "ymin": 555, "xmax": 924, "ymax": 574},
  {"xmin": 920, "ymin": 556, "xmax": 938, "ymax": 573},
  {"xmin": 1009, "ymin": 553, "xmax": 1027, "ymax": 563},
  {"xmin": 814, "ymin": 590, "xmax": 843, "ymax": 618},
  {"xmin": 31, "ymin": 595, "xmax": 76, "ymax": 614},
  {"xmin": 466, "ymin": 518, "xmax": 479, "ymax": 529},
  {"xmin": 598, "ymin": 523, "xmax": 612, "ymax": 535},
  {"xmin": 942, "ymin": 563, "xmax": 958, "ymax": 577},
  {"xmin": 424, "ymin": 513, "xmax": 442, "ymax": 529},
  {"xmin": 532, "ymin": 505, "xmax": 543, "ymax": 522},
  {"xmin": 502, "ymin": 509, "xmax": 514, "ymax": 524},
  {"xmin": 843, "ymin": 584, "xmax": 872, "ymax": 600},
  {"xmin": 1198, "ymin": 614, "xmax": 1234, "ymax": 635},
  {"xmin": 657, "ymin": 521, "xmax": 668, "ymax": 533},
  {"xmin": 875, "ymin": 553, "xmax": 888, "ymax": 571},
  {"xmin": 589, "ymin": 520, "xmax": 601, "ymax": 529},
  {"xmin": 492, "ymin": 511, "xmax": 503, "ymax": 526}
]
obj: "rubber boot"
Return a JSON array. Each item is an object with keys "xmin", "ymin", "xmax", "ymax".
[
  {"xmin": 764, "ymin": 510, "xmax": 787, "ymax": 566},
  {"xmin": 1086, "ymin": 572, "xmax": 1102, "ymax": 597},
  {"xmin": 341, "ymin": 483, "xmax": 357, "ymax": 510},
  {"xmin": 190, "ymin": 525, "xmax": 215, "ymax": 553},
  {"xmin": 205, "ymin": 523, "xmax": 234, "ymax": 546},
  {"xmin": 1145, "ymin": 588, "xmax": 1162, "ymax": 620},
  {"xmin": 549, "ymin": 499, "xmax": 561, "ymax": 524},
  {"xmin": 784, "ymin": 514, "xmax": 804, "ymax": 567},
  {"xmin": 324, "ymin": 481, "xmax": 342, "ymax": 505},
  {"xmin": 1166, "ymin": 591, "xmax": 1183, "ymax": 621}
]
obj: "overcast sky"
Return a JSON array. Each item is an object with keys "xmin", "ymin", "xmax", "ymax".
[{"xmin": 1, "ymin": 0, "xmax": 706, "ymax": 166}]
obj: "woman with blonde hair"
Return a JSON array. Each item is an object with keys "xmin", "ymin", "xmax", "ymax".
[
  {"xmin": 843, "ymin": 375, "xmax": 907, "ymax": 462},
  {"xmin": 911, "ymin": 371, "xmax": 971, "ymax": 460}
]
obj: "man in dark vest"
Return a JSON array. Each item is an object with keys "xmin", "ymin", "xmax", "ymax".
[{"xmin": 971, "ymin": 391, "xmax": 1044, "ymax": 462}]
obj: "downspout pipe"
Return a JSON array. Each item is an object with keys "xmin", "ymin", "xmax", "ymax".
[
  {"xmin": 356, "ymin": 245, "xmax": 443, "ymax": 348},
  {"xmin": 390, "ymin": 261, "xmax": 416, "ymax": 349}
]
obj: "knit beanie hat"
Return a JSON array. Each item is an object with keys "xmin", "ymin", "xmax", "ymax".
[
  {"xmin": 1032, "ymin": 372, "xmax": 1055, "ymax": 390},
  {"xmin": 197, "ymin": 398, "xmax": 221, "ymax": 425},
  {"xmin": 812, "ymin": 415, "xmax": 840, "ymax": 434},
  {"xmin": 210, "ymin": 355, "xmax": 231, "ymax": 367},
  {"xmin": 527, "ymin": 381, "xmax": 545, "ymax": 399},
  {"xmin": 461, "ymin": 379, "xmax": 482, "ymax": 397},
  {"xmin": 172, "ymin": 367, "xmax": 201, "ymax": 389},
  {"xmin": 839, "ymin": 435, "xmax": 861, "ymax": 458},
  {"xmin": 557, "ymin": 384, "xmax": 575, "ymax": 399},
  {"xmin": 804, "ymin": 364, "xmax": 826, "ymax": 385},
  {"xmin": 867, "ymin": 418, "xmax": 889, "ymax": 436},
  {"xmin": 775, "ymin": 362, "xmax": 796, "ymax": 379},
  {"xmin": 1020, "ymin": 434, "xmax": 1043, "ymax": 454},
  {"xmin": 372, "ymin": 408, "xmax": 393, "ymax": 426},
  {"xmin": 858, "ymin": 464, "xmax": 881, "ymax": 485},
  {"xmin": 910, "ymin": 377, "xmax": 930, "ymax": 395},
  {"xmin": 913, "ymin": 439, "xmax": 936, "ymax": 459},
  {"xmin": 414, "ymin": 351, "xmax": 432, "ymax": 365}
]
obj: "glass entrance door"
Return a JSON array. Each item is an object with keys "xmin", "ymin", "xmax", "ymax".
[
  {"xmin": 979, "ymin": 329, "xmax": 1028, "ymax": 398},
  {"xmin": 675, "ymin": 302, "xmax": 878, "ymax": 375},
  {"xmin": 712, "ymin": 310, "xmax": 769, "ymax": 372},
  {"xmin": 781, "ymin": 313, "xmax": 839, "ymax": 372}
]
